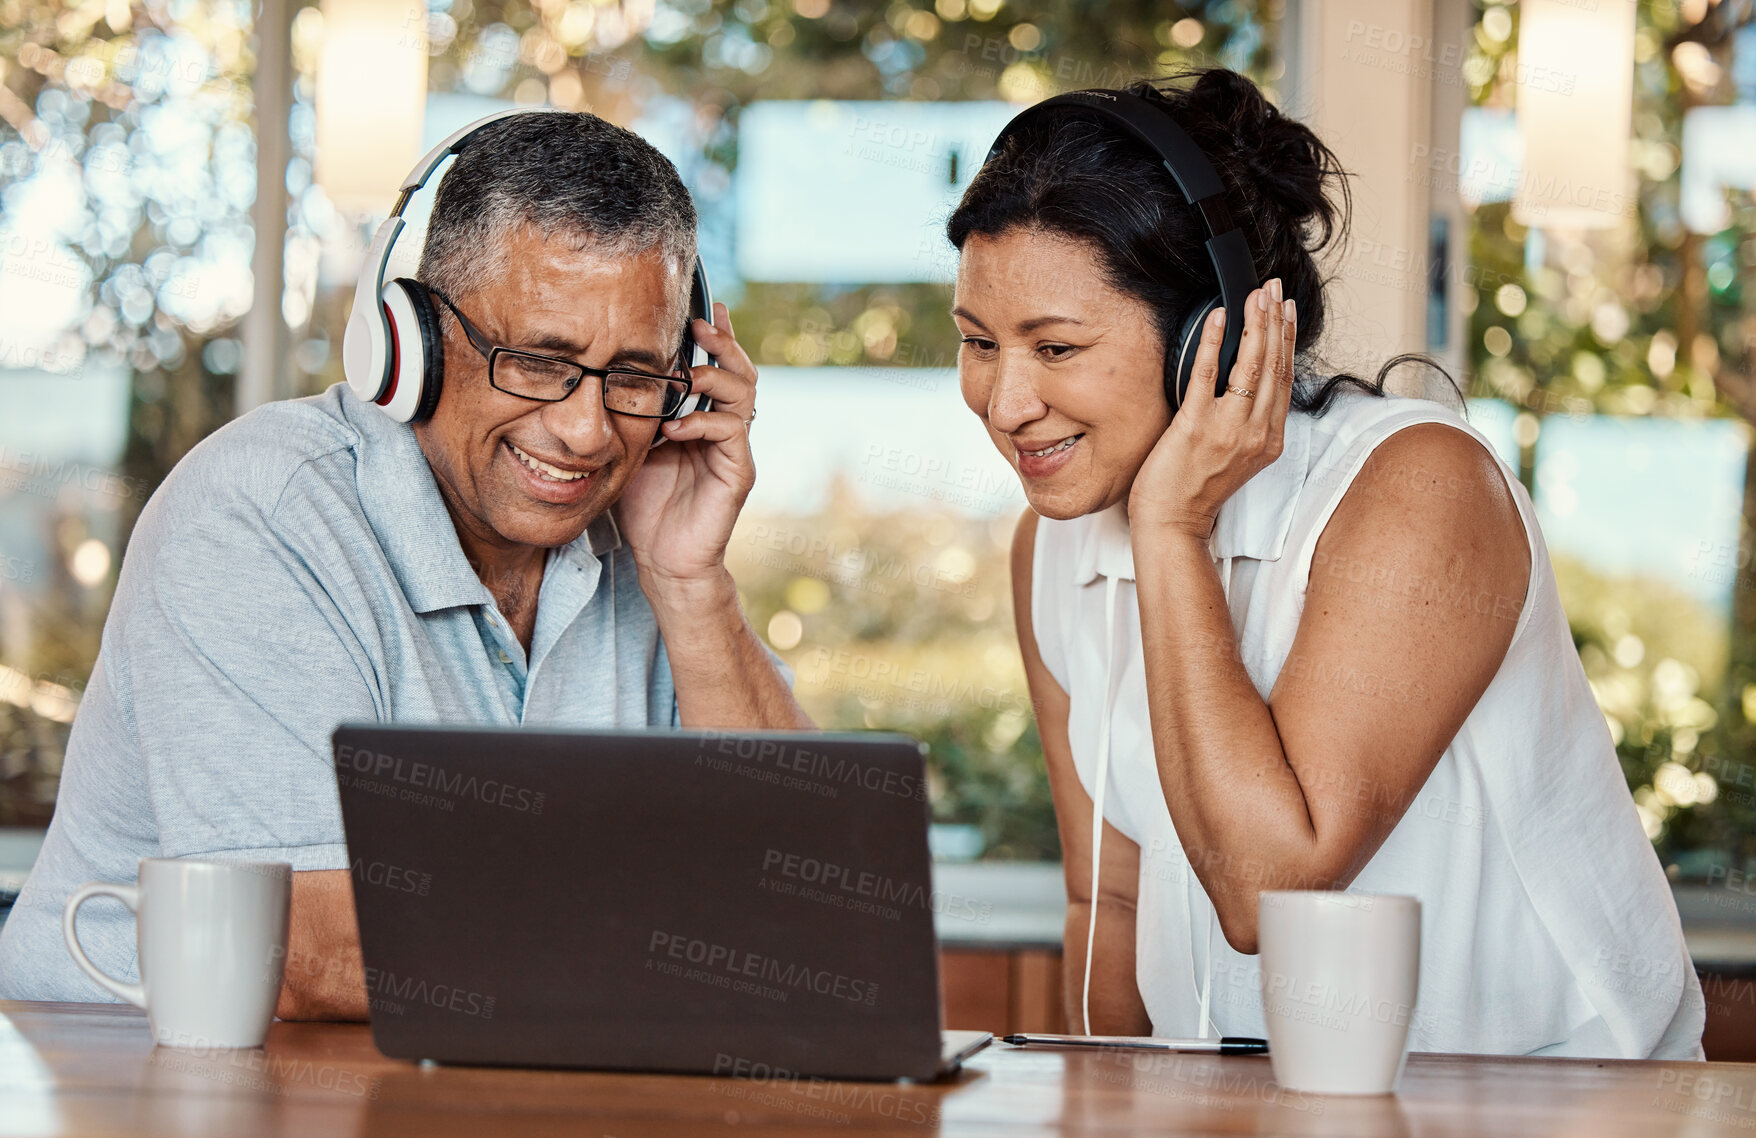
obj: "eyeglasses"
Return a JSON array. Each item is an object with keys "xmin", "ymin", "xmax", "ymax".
[{"xmin": 423, "ymin": 284, "xmax": 693, "ymax": 420}]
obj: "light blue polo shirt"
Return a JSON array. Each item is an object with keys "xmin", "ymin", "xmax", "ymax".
[{"xmin": 0, "ymin": 384, "xmax": 679, "ymax": 1001}]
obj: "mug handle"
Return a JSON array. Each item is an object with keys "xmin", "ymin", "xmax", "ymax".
[{"xmin": 62, "ymin": 883, "xmax": 147, "ymax": 1009}]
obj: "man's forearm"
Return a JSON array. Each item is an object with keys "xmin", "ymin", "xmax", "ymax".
[
  {"xmin": 645, "ymin": 569, "xmax": 814, "ymax": 730},
  {"xmin": 276, "ymin": 869, "xmax": 369, "ymax": 1021}
]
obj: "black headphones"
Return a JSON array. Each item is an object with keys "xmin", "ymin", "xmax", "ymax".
[
  {"xmin": 342, "ymin": 108, "xmax": 714, "ymax": 424},
  {"xmin": 982, "ymin": 89, "xmax": 1258, "ymax": 410}
]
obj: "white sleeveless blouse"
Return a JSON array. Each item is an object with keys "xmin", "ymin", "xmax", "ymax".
[{"xmin": 1031, "ymin": 390, "xmax": 1703, "ymax": 1059}]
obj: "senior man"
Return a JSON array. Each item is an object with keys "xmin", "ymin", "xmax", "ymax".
[{"xmin": 0, "ymin": 112, "xmax": 809, "ymax": 1018}]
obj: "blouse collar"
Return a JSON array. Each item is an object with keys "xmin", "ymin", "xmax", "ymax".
[{"xmin": 1072, "ymin": 409, "xmax": 1315, "ymax": 585}]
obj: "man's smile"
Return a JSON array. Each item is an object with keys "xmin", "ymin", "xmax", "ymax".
[
  {"xmin": 501, "ymin": 439, "xmax": 602, "ymax": 505},
  {"xmin": 506, "ymin": 440, "xmax": 594, "ymax": 482}
]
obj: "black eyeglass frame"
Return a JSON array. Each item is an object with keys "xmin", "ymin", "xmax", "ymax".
[{"xmin": 422, "ymin": 283, "xmax": 694, "ymax": 420}]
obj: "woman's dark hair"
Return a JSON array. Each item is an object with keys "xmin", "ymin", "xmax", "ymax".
[{"xmin": 946, "ymin": 68, "xmax": 1453, "ymax": 415}]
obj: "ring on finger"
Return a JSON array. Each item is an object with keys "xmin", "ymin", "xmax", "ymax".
[{"xmin": 1228, "ymin": 386, "xmax": 1257, "ymax": 399}]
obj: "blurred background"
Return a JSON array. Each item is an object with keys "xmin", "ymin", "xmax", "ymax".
[{"xmin": 5, "ymin": 0, "xmax": 1756, "ymax": 1037}]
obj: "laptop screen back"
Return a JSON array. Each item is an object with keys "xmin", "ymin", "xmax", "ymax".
[{"xmin": 333, "ymin": 726, "xmax": 945, "ymax": 1080}]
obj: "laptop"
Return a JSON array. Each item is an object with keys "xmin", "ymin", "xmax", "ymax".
[{"xmin": 332, "ymin": 724, "xmax": 992, "ymax": 1081}]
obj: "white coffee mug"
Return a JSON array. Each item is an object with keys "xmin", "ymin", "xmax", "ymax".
[
  {"xmin": 1257, "ymin": 891, "xmax": 1421, "ymax": 1095},
  {"xmin": 62, "ymin": 857, "xmax": 292, "ymax": 1049}
]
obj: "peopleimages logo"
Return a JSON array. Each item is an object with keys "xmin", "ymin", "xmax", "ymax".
[
  {"xmin": 740, "ymin": 523, "xmax": 978, "ymax": 598},
  {"xmin": 333, "ymin": 744, "xmax": 545, "ymax": 814},
  {"xmin": 0, "ymin": 446, "xmax": 148, "ymax": 504},
  {"xmin": 701, "ymin": 732, "xmax": 928, "ymax": 802},
  {"xmin": 712, "ymin": 1053, "xmax": 937, "ymax": 1125},
  {"xmin": 761, "ymin": 848, "xmax": 993, "ymax": 924},
  {"xmin": 647, "ymin": 930, "xmax": 879, "ymax": 1006},
  {"xmin": 150, "ymin": 1044, "xmax": 379, "ymax": 1099},
  {"xmin": 364, "ymin": 966, "xmax": 496, "ymax": 1019},
  {"xmin": 349, "ymin": 856, "xmax": 432, "ymax": 896},
  {"xmin": 803, "ymin": 647, "xmax": 1031, "ymax": 716}
]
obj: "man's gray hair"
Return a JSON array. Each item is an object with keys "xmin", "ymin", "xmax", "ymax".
[{"xmin": 417, "ymin": 111, "xmax": 697, "ymax": 302}]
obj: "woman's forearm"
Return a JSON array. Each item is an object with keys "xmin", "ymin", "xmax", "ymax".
[
  {"xmin": 1061, "ymin": 900, "xmax": 1152, "ymax": 1035},
  {"xmin": 1131, "ymin": 525, "xmax": 1332, "ymax": 952}
]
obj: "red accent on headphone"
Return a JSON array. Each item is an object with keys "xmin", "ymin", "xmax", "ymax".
[{"xmin": 375, "ymin": 302, "xmax": 402, "ymax": 407}]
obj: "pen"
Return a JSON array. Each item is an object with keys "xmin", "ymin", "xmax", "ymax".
[{"xmin": 1001, "ymin": 1033, "xmax": 1269, "ymax": 1055}]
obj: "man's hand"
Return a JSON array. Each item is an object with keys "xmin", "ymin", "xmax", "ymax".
[
  {"xmin": 613, "ymin": 301, "xmax": 807, "ymax": 729},
  {"xmin": 615, "ymin": 301, "xmax": 756, "ymax": 597}
]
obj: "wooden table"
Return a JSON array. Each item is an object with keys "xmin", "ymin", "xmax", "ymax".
[{"xmin": 4, "ymin": 1001, "xmax": 1754, "ymax": 1136}]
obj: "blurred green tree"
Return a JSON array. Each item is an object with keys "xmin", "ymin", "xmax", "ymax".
[
  {"xmin": 1462, "ymin": 0, "xmax": 1756, "ymax": 869},
  {"xmin": 0, "ymin": 0, "xmax": 262, "ymax": 819},
  {"xmin": 3, "ymin": 0, "xmax": 1283, "ymax": 845}
]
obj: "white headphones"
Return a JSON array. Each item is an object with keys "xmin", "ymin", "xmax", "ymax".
[{"xmin": 341, "ymin": 107, "xmax": 715, "ymax": 424}]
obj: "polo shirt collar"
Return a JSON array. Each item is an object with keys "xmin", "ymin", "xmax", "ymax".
[
  {"xmin": 578, "ymin": 510, "xmax": 623, "ymax": 560},
  {"xmin": 344, "ymin": 388, "xmax": 619, "ymax": 615},
  {"xmin": 1072, "ymin": 410, "xmax": 1313, "ymax": 585}
]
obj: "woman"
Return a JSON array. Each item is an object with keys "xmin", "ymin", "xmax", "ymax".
[{"xmin": 948, "ymin": 68, "xmax": 1702, "ymax": 1059}]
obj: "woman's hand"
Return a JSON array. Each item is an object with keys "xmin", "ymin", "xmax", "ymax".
[
  {"xmin": 615, "ymin": 301, "xmax": 757, "ymax": 595},
  {"xmin": 1128, "ymin": 278, "xmax": 1297, "ymax": 539}
]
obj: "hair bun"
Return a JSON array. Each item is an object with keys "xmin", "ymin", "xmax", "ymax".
[{"xmin": 1134, "ymin": 69, "xmax": 1348, "ymax": 254}]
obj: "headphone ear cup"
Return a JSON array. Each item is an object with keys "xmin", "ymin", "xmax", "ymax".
[
  {"xmin": 1168, "ymin": 295, "xmax": 1222, "ymax": 412},
  {"xmin": 396, "ymin": 278, "xmax": 446, "ymax": 423},
  {"xmin": 673, "ymin": 254, "xmax": 715, "ymax": 419},
  {"xmin": 369, "ymin": 281, "xmax": 429, "ymax": 423}
]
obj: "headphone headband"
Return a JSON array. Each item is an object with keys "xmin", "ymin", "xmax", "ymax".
[
  {"xmin": 392, "ymin": 107, "xmax": 540, "ymax": 214},
  {"xmin": 344, "ymin": 108, "xmax": 561, "ymax": 408},
  {"xmin": 342, "ymin": 108, "xmax": 714, "ymax": 424},
  {"xmin": 983, "ymin": 88, "xmax": 1259, "ymax": 407},
  {"xmin": 986, "ymin": 90, "xmax": 1225, "ymax": 203}
]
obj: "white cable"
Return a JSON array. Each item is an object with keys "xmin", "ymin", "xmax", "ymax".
[
  {"xmin": 1198, "ymin": 913, "xmax": 1216, "ymax": 1038},
  {"xmin": 1192, "ymin": 557, "xmax": 1236, "ymax": 1040},
  {"xmin": 1082, "ymin": 574, "xmax": 1120, "ymax": 1037},
  {"xmin": 1192, "ymin": 557, "xmax": 1236, "ymax": 1039}
]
